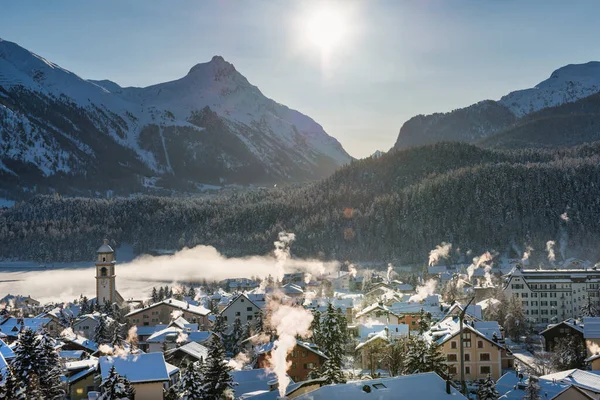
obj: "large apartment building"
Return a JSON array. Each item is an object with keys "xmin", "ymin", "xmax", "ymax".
[{"xmin": 503, "ymin": 265, "xmax": 600, "ymax": 325}]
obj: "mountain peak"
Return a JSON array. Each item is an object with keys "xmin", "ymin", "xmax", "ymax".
[
  {"xmin": 211, "ymin": 55, "xmax": 226, "ymax": 63},
  {"xmin": 187, "ymin": 55, "xmax": 236, "ymax": 78}
]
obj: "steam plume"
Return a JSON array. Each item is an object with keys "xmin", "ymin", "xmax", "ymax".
[
  {"xmin": 387, "ymin": 263, "xmax": 394, "ymax": 283},
  {"xmin": 348, "ymin": 264, "xmax": 358, "ymax": 278},
  {"xmin": 522, "ymin": 246, "xmax": 533, "ymax": 263},
  {"xmin": 428, "ymin": 242, "xmax": 452, "ymax": 266},
  {"xmin": 546, "ymin": 240, "xmax": 556, "ymax": 262},
  {"xmin": 408, "ymin": 279, "xmax": 437, "ymax": 303}
]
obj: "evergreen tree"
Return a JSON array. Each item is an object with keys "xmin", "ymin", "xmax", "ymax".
[
  {"xmin": 0, "ymin": 366, "xmax": 25, "ymax": 400},
  {"xmin": 94, "ymin": 315, "xmax": 111, "ymax": 344},
  {"xmin": 404, "ymin": 336, "xmax": 428, "ymax": 374},
  {"xmin": 37, "ymin": 330, "xmax": 65, "ymax": 399},
  {"xmin": 158, "ymin": 287, "xmax": 165, "ymax": 301},
  {"xmin": 552, "ymin": 336, "xmax": 587, "ymax": 370},
  {"xmin": 505, "ymin": 296, "xmax": 527, "ymax": 341},
  {"xmin": 163, "ymin": 387, "xmax": 179, "ymax": 400},
  {"xmin": 385, "ymin": 338, "xmax": 407, "ymax": 377},
  {"xmin": 523, "ymin": 377, "xmax": 540, "ymax": 400},
  {"xmin": 417, "ymin": 308, "xmax": 431, "ymax": 335},
  {"xmin": 103, "ymin": 302, "xmax": 115, "ymax": 319},
  {"xmin": 203, "ymin": 335, "xmax": 234, "ymax": 399},
  {"xmin": 11, "ymin": 328, "xmax": 41, "ymax": 397},
  {"xmin": 424, "ymin": 342, "xmax": 448, "ymax": 378},
  {"xmin": 110, "ymin": 321, "xmax": 125, "ymax": 347},
  {"xmin": 321, "ymin": 303, "xmax": 345, "ymax": 384},
  {"xmin": 477, "ymin": 375, "xmax": 499, "ymax": 400},
  {"xmin": 179, "ymin": 360, "xmax": 206, "ymax": 399},
  {"xmin": 581, "ymin": 295, "xmax": 599, "ymax": 318},
  {"xmin": 212, "ymin": 314, "xmax": 227, "ymax": 338},
  {"xmin": 309, "ymin": 309, "xmax": 323, "ymax": 347},
  {"xmin": 228, "ymin": 317, "xmax": 244, "ymax": 355},
  {"xmin": 80, "ymin": 296, "xmax": 90, "ymax": 315},
  {"xmin": 188, "ymin": 286, "xmax": 196, "ymax": 299},
  {"xmin": 151, "ymin": 287, "xmax": 158, "ymax": 303},
  {"xmin": 99, "ymin": 365, "xmax": 135, "ymax": 399},
  {"xmin": 254, "ymin": 310, "xmax": 264, "ymax": 334}
]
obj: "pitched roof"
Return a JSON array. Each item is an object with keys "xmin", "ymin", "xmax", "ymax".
[
  {"xmin": 293, "ymin": 372, "xmax": 467, "ymax": 399},
  {"xmin": 0, "ymin": 338, "xmax": 15, "ymax": 360},
  {"xmin": 540, "ymin": 369, "xmax": 600, "ymax": 393},
  {"xmin": 355, "ymin": 303, "xmax": 399, "ymax": 319},
  {"xmin": 220, "ymin": 293, "xmax": 262, "ymax": 315},
  {"xmin": 165, "ymin": 341, "xmax": 208, "ymax": 361},
  {"xmin": 355, "ymin": 329, "xmax": 390, "ymax": 351},
  {"xmin": 540, "ymin": 319, "xmax": 584, "ymax": 336},
  {"xmin": 230, "ymin": 368, "xmax": 280, "ymax": 398},
  {"xmin": 424, "ymin": 317, "xmax": 504, "ymax": 349},
  {"xmin": 125, "ymin": 298, "xmax": 210, "ymax": 317},
  {"xmin": 584, "ymin": 318, "xmax": 600, "ymax": 339},
  {"xmin": 255, "ymin": 339, "xmax": 328, "ymax": 360},
  {"xmin": 100, "ymin": 353, "xmax": 170, "ymax": 383}
]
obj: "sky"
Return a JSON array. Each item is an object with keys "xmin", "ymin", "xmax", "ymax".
[{"xmin": 2, "ymin": 0, "xmax": 600, "ymax": 158}]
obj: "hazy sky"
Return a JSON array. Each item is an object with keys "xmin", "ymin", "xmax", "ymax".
[{"xmin": 2, "ymin": 0, "xmax": 600, "ymax": 158}]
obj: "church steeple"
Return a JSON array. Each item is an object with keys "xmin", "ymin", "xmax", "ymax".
[{"xmin": 96, "ymin": 239, "xmax": 116, "ymax": 306}]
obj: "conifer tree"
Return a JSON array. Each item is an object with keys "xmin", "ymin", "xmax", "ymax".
[
  {"xmin": 228, "ymin": 317, "xmax": 244, "ymax": 355},
  {"xmin": 110, "ymin": 321, "xmax": 125, "ymax": 348},
  {"xmin": 37, "ymin": 330, "xmax": 65, "ymax": 399},
  {"xmin": 179, "ymin": 360, "xmax": 206, "ymax": 399},
  {"xmin": 0, "ymin": 366, "xmax": 25, "ymax": 400},
  {"xmin": 11, "ymin": 328, "xmax": 41, "ymax": 397},
  {"xmin": 94, "ymin": 315, "xmax": 111, "ymax": 344},
  {"xmin": 581, "ymin": 295, "xmax": 599, "ymax": 318},
  {"xmin": 321, "ymin": 303, "xmax": 345, "ymax": 384},
  {"xmin": 80, "ymin": 296, "xmax": 90, "ymax": 315},
  {"xmin": 424, "ymin": 342, "xmax": 448, "ymax": 378},
  {"xmin": 188, "ymin": 286, "xmax": 196, "ymax": 299},
  {"xmin": 405, "ymin": 336, "xmax": 429, "ymax": 374},
  {"xmin": 309, "ymin": 309, "xmax": 323, "ymax": 347},
  {"xmin": 99, "ymin": 365, "xmax": 135, "ymax": 399},
  {"xmin": 505, "ymin": 296, "xmax": 527, "ymax": 341},
  {"xmin": 158, "ymin": 287, "xmax": 165, "ymax": 301},
  {"xmin": 477, "ymin": 375, "xmax": 499, "ymax": 400},
  {"xmin": 203, "ymin": 335, "xmax": 234, "ymax": 398},
  {"xmin": 254, "ymin": 310, "xmax": 264, "ymax": 334},
  {"xmin": 163, "ymin": 386, "xmax": 179, "ymax": 400},
  {"xmin": 524, "ymin": 377, "xmax": 540, "ymax": 400},
  {"xmin": 151, "ymin": 287, "xmax": 158, "ymax": 303},
  {"xmin": 417, "ymin": 308, "xmax": 431, "ymax": 334},
  {"xmin": 212, "ymin": 313, "xmax": 227, "ymax": 338}
]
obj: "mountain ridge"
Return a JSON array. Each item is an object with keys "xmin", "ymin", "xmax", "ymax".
[
  {"xmin": 393, "ymin": 61, "xmax": 600, "ymax": 150},
  {"xmin": 0, "ymin": 38, "xmax": 351, "ymax": 199}
]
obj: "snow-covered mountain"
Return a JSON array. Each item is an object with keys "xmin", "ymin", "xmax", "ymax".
[
  {"xmin": 394, "ymin": 61, "xmax": 600, "ymax": 150},
  {"xmin": 0, "ymin": 39, "xmax": 351, "ymax": 197}
]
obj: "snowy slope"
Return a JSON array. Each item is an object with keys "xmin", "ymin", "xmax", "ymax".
[
  {"xmin": 499, "ymin": 62, "xmax": 600, "ymax": 117},
  {"xmin": 394, "ymin": 61, "xmax": 600, "ymax": 150},
  {"xmin": 0, "ymin": 39, "xmax": 351, "ymax": 196}
]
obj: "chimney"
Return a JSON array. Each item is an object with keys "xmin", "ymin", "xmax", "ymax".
[{"xmin": 446, "ymin": 380, "xmax": 451, "ymax": 394}]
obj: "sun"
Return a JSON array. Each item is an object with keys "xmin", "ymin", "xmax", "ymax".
[{"xmin": 305, "ymin": 7, "xmax": 347, "ymax": 53}]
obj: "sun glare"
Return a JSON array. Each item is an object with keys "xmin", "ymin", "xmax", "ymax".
[{"xmin": 306, "ymin": 7, "xmax": 347, "ymax": 52}]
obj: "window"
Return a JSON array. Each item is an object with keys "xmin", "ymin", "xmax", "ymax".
[
  {"xmin": 447, "ymin": 354, "xmax": 457, "ymax": 362},
  {"xmin": 291, "ymin": 351, "xmax": 297, "ymax": 357},
  {"xmin": 480, "ymin": 353, "xmax": 490, "ymax": 361},
  {"xmin": 477, "ymin": 341, "xmax": 484, "ymax": 349},
  {"xmin": 100, "ymin": 267, "xmax": 107, "ymax": 276},
  {"xmin": 235, "ymin": 312, "xmax": 241, "ymax": 316},
  {"xmin": 247, "ymin": 307, "xmax": 253, "ymax": 311},
  {"xmin": 247, "ymin": 315, "xmax": 253, "ymax": 321},
  {"xmin": 304, "ymin": 362, "xmax": 315, "ymax": 369},
  {"xmin": 448, "ymin": 365, "xmax": 457, "ymax": 374},
  {"xmin": 480, "ymin": 366, "xmax": 491, "ymax": 374},
  {"xmin": 465, "ymin": 366, "xmax": 471, "ymax": 375},
  {"xmin": 451, "ymin": 341, "xmax": 457, "ymax": 349},
  {"xmin": 463, "ymin": 332, "xmax": 472, "ymax": 348},
  {"xmin": 102, "ymin": 256, "xmax": 106, "ymax": 262},
  {"xmin": 301, "ymin": 351, "xmax": 308, "ymax": 357},
  {"xmin": 372, "ymin": 383, "xmax": 387, "ymax": 390},
  {"xmin": 464, "ymin": 353, "xmax": 470, "ymax": 361},
  {"xmin": 241, "ymin": 299, "xmax": 245, "ymax": 302},
  {"xmin": 291, "ymin": 362, "xmax": 297, "ymax": 369}
]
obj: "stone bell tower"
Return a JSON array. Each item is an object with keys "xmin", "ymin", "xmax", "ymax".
[{"xmin": 96, "ymin": 239, "xmax": 116, "ymax": 306}]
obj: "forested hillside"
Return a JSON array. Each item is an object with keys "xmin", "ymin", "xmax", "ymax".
[{"xmin": 2, "ymin": 141, "xmax": 600, "ymax": 264}]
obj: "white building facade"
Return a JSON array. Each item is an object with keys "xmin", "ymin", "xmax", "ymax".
[{"xmin": 503, "ymin": 266, "xmax": 600, "ymax": 325}]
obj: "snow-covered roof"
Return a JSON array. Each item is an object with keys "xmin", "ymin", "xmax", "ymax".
[
  {"xmin": 584, "ymin": 317, "xmax": 600, "ymax": 339},
  {"xmin": 355, "ymin": 329, "xmax": 390, "ymax": 351},
  {"xmin": 165, "ymin": 341, "xmax": 208, "ymax": 361},
  {"xmin": 540, "ymin": 369, "xmax": 600, "ymax": 392},
  {"xmin": 443, "ymin": 303, "xmax": 483, "ymax": 321},
  {"xmin": 358, "ymin": 324, "xmax": 409, "ymax": 341},
  {"xmin": 60, "ymin": 350, "xmax": 85, "ymax": 360},
  {"xmin": 540, "ymin": 319, "xmax": 584, "ymax": 336},
  {"xmin": 424, "ymin": 317, "xmax": 503, "ymax": 349},
  {"xmin": 473, "ymin": 321, "xmax": 502, "ymax": 341},
  {"xmin": 293, "ymin": 372, "xmax": 466, "ymax": 399},
  {"xmin": 281, "ymin": 283, "xmax": 304, "ymax": 295},
  {"xmin": 100, "ymin": 353, "xmax": 170, "ymax": 383},
  {"xmin": 0, "ymin": 317, "xmax": 50, "ymax": 335},
  {"xmin": 66, "ymin": 358, "xmax": 98, "ymax": 372},
  {"xmin": 231, "ymin": 368, "xmax": 280, "ymax": 398},
  {"xmin": 476, "ymin": 298, "xmax": 501, "ymax": 311},
  {"xmin": 61, "ymin": 333, "xmax": 99, "ymax": 352},
  {"xmin": 97, "ymin": 239, "xmax": 114, "ymax": 253},
  {"xmin": 355, "ymin": 303, "xmax": 398, "ymax": 319},
  {"xmin": 187, "ymin": 331, "xmax": 214, "ymax": 343},
  {"xmin": 0, "ymin": 338, "xmax": 15, "ymax": 360},
  {"xmin": 255, "ymin": 339, "xmax": 327, "ymax": 360},
  {"xmin": 125, "ymin": 297, "xmax": 210, "ymax": 317},
  {"xmin": 146, "ymin": 326, "xmax": 183, "ymax": 343}
]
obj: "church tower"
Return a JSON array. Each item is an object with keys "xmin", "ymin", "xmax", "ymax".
[{"xmin": 96, "ymin": 239, "xmax": 117, "ymax": 306}]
